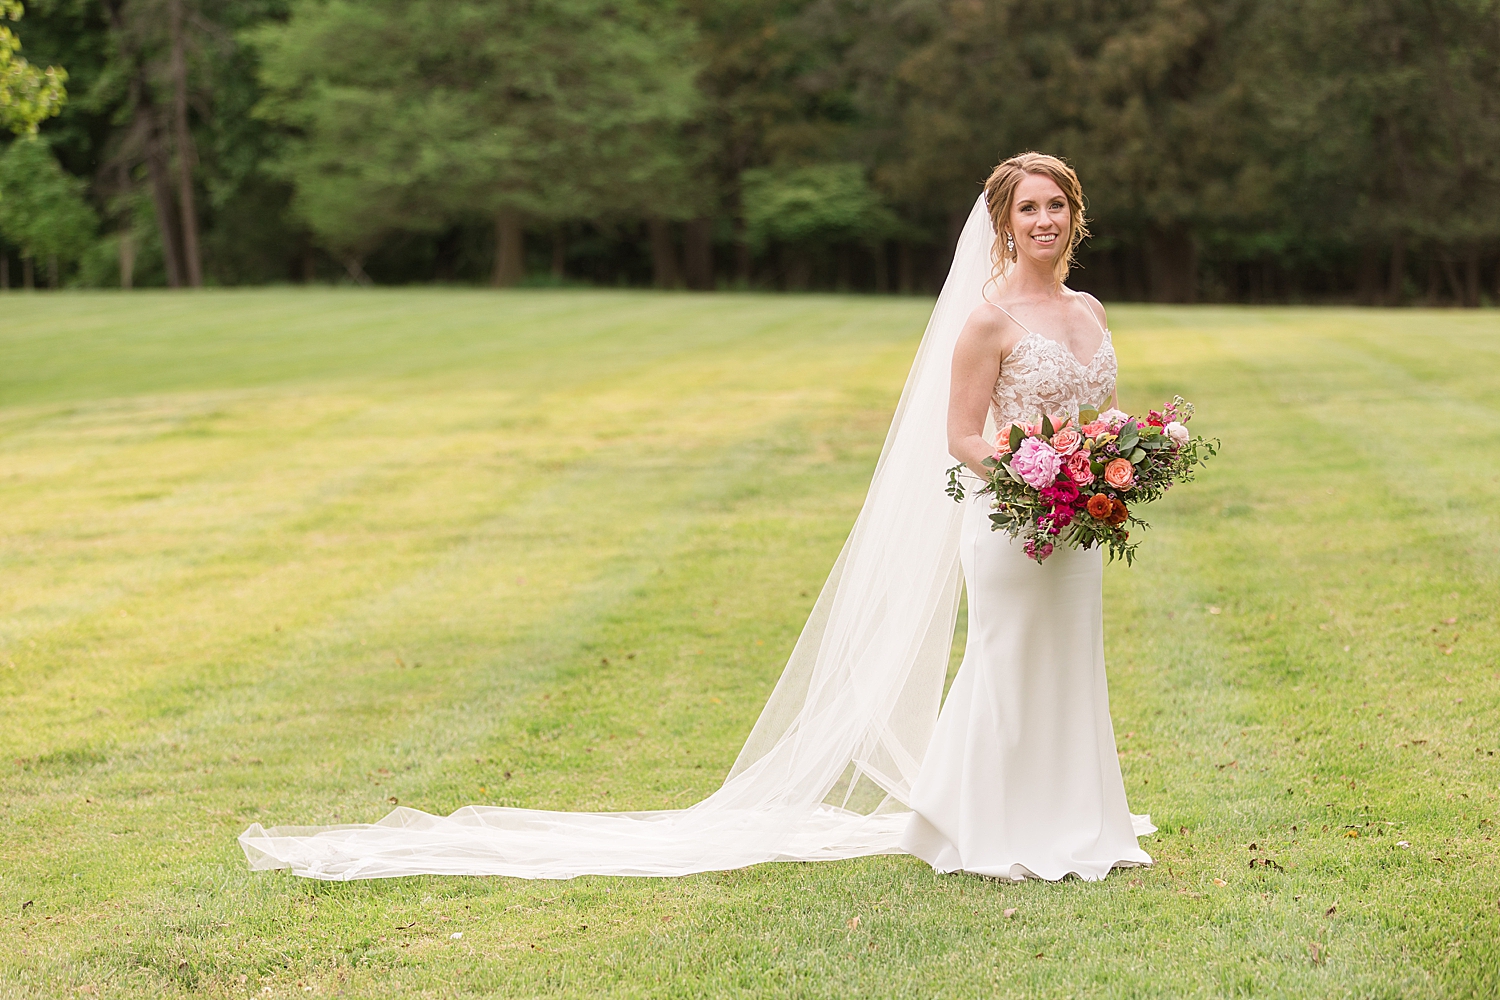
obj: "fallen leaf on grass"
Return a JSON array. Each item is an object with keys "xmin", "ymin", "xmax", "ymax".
[
  {"xmin": 387, "ymin": 797, "xmax": 398, "ymax": 805},
  {"xmin": 1212, "ymin": 878, "xmax": 1227, "ymax": 887},
  {"xmin": 1308, "ymin": 941, "xmax": 1324, "ymax": 964},
  {"xmin": 450, "ymin": 932, "xmax": 463, "ymax": 940},
  {"xmin": 1003, "ymin": 908, "xmax": 1017, "ymax": 918},
  {"xmin": 846, "ymin": 916, "xmax": 860, "ymax": 930},
  {"xmin": 1442, "ymin": 617, "xmax": 1457, "ymax": 625},
  {"xmin": 1325, "ymin": 905, "xmax": 1337, "ymax": 917},
  {"xmin": 1128, "ymin": 879, "xmax": 1143, "ymax": 888},
  {"xmin": 1344, "ymin": 829, "xmax": 1359, "ymax": 838},
  {"xmin": 1397, "ymin": 841, "xmax": 1410, "ymax": 848}
]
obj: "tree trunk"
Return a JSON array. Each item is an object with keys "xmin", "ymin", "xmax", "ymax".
[
  {"xmin": 835, "ymin": 246, "xmax": 851, "ymax": 292},
  {"xmin": 143, "ymin": 110, "xmax": 185, "ymax": 288},
  {"xmin": 491, "ymin": 208, "xmax": 524, "ymax": 287},
  {"xmin": 648, "ymin": 217, "xmax": 680, "ymax": 289},
  {"xmin": 1439, "ymin": 256, "xmax": 1465, "ymax": 305},
  {"xmin": 1356, "ymin": 243, "xmax": 1381, "ymax": 305},
  {"xmin": 1463, "ymin": 247, "xmax": 1480, "ymax": 307},
  {"xmin": 550, "ymin": 227, "xmax": 566, "ymax": 280},
  {"xmin": 23, "ymin": 255, "xmax": 34, "ymax": 290},
  {"xmin": 1, "ymin": 254, "xmax": 8, "ymax": 290},
  {"xmin": 341, "ymin": 255, "xmax": 373, "ymax": 286},
  {"xmin": 301, "ymin": 247, "xmax": 317, "ymax": 283},
  {"xmin": 47, "ymin": 254, "xmax": 59, "ymax": 289},
  {"xmin": 683, "ymin": 218, "xmax": 713, "ymax": 291},
  {"xmin": 942, "ymin": 208, "xmax": 967, "ymax": 280},
  {"xmin": 734, "ymin": 237, "xmax": 751, "ymax": 288},
  {"xmin": 119, "ymin": 229, "xmax": 135, "ymax": 290},
  {"xmin": 783, "ymin": 248, "xmax": 811, "ymax": 291},
  {"xmin": 1145, "ymin": 224, "xmax": 1197, "ymax": 303},
  {"xmin": 1386, "ymin": 234, "xmax": 1406, "ymax": 305},
  {"xmin": 168, "ymin": 0, "xmax": 202, "ymax": 287}
]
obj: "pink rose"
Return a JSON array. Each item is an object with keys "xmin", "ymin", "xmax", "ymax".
[
  {"xmin": 1164, "ymin": 420, "xmax": 1189, "ymax": 446},
  {"xmin": 1050, "ymin": 426, "xmax": 1082, "ymax": 455},
  {"xmin": 1080, "ymin": 419, "xmax": 1109, "ymax": 438},
  {"xmin": 1064, "ymin": 451, "xmax": 1094, "ymax": 485},
  {"xmin": 1103, "ymin": 458, "xmax": 1135, "ymax": 490},
  {"xmin": 1010, "ymin": 438, "xmax": 1062, "ymax": 489}
]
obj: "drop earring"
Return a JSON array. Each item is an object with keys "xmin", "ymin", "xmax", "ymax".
[{"xmin": 1006, "ymin": 232, "xmax": 1015, "ymax": 255}]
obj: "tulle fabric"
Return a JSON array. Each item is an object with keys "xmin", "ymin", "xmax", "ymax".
[{"xmin": 238, "ymin": 195, "xmax": 1148, "ymax": 881}]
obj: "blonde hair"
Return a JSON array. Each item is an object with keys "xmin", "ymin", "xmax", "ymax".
[{"xmin": 983, "ymin": 151, "xmax": 1089, "ymax": 286}]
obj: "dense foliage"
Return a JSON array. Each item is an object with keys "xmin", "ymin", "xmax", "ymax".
[{"xmin": 2, "ymin": 0, "xmax": 1498, "ymax": 300}]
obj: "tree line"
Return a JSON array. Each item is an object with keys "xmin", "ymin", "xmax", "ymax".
[{"xmin": 1, "ymin": 0, "xmax": 1497, "ymax": 303}]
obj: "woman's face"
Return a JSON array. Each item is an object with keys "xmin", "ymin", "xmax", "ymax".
[{"xmin": 1007, "ymin": 173, "xmax": 1070, "ymax": 266}]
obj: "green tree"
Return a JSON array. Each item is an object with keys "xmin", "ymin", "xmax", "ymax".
[
  {"xmin": 253, "ymin": 0, "xmax": 703, "ymax": 286},
  {"xmin": 0, "ymin": 0, "xmax": 66, "ymax": 136},
  {"xmin": 0, "ymin": 135, "xmax": 97, "ymax": 286},
  {"xmin": 742, "ymin": 162, "xmax": 901, "ymax": 288}
]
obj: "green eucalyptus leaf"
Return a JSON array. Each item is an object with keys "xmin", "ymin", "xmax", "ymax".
[
  {"xmin": 1041, "ymin": 414, "xmax": 1055, "ymax": 437},
  {"xmin": 1008, "ymin": 425, "xmax": 1023, "ymax": 452}
]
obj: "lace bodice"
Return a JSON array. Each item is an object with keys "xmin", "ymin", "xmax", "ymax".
[{"xmin": 991, "ymin": 328, "xmax": 1117, "ymax": 428}]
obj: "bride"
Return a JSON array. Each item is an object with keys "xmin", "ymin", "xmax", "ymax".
[{"xmin": 240, "ymin": 151, "xmax": 1154, "ymax": 882}]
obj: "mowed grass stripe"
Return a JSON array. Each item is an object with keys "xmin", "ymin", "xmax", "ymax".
[{"xmin": 0, "ymin": 293, "xmax": 1495, "ymax": 998}]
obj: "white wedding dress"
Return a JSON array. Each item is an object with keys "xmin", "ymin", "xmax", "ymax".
[
  {"xmin": 899, "ymin": 308, "xmax": 1154, "ymax": 880},
  {"xmin": 238, "ymin": 196, "xmax": 1154, "ymax": 881}
]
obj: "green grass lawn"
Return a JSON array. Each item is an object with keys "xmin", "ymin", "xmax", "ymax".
[{"xmin": 1, "ymin": 289, "xmax": 1497, "ymax": 999}]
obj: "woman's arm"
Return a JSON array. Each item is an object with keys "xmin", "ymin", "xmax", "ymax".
[{"xmin": 947, "ymin": 307, "xmax": 1010, "ymax": 477}]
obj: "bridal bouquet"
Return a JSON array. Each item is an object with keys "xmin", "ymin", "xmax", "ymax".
[{"xmin": 945, "ymin": 396, "xmax": 1217, "ymax": 564}]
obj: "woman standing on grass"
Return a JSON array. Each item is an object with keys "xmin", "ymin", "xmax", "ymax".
[
  {"xmin": 241, "ymin": 152, "xmax": 1154, "ymax": 883},
  {"xmin": 898, "ymin": 153, "xmax": 1153, "ymax": 879}
]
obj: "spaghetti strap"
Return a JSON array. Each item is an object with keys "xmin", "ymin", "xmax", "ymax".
[
  {"xmin": 1076, "ymin": 292, "xmax": 1109, "ymax": 335},
  {"xmin": 984, "ymin": 300, "xmax": 1036, "ymax": 337}
]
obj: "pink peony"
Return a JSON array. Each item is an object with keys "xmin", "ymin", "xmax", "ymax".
[
  {"xmin": 1064, "ymin": 450, "xmax": 1095, "ymax": 485},
  {"xmin": 1164, "ymin": 420, "xmax": 1189, "ymax": 446},
  {"xmin": 1051, "ymin": 426, "xmax": 1082, "ymax": 454},
  {"xmin": 1099, "ymin": 408, "xmax": 1130, "ymax": 429},
  {"xmin": 1080, "ymin": 419, "xmax": 1110, "ymax": 438},
  {"xmin": 1010, "ymin": 438, "xmax": 1062, "ymax": 489}
]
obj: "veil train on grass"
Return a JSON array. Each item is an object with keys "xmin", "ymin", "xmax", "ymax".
[{"xmin": 239, "ymin": 196, "xmax": 994, "ymax": 880}]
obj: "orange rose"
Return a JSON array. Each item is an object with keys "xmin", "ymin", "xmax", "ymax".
[
  {"xmin": 1085, "ymin": 494, "xmax": 1113, "ymax": 519},
  {"xmin": 1050, "ymin": 426, "xmax": 1082, "ymax": 455},
  {"xmin": 1103, "ymin": 458, "xmax": 1135, "ymax": 490},
  {"xmin": 1107, "ymin": 498, "xmax": 1129, "ymax": 525}
]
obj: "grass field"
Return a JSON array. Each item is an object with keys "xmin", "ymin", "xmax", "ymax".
[{"xmin": 1, "ymin": 289, "xmax": 1497, "ymax": 999}]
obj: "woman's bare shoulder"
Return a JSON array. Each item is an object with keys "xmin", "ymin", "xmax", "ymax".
[
  {"xmin": 961, "ymin": 300, "xmax": 1025, "ymax": 350},
  {"xmin": 1069, "ymin": 289, "xmax": 1109, "ymax": 330}
]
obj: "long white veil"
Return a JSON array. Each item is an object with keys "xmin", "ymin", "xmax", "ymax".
[{"xmin": 239, "ymin": 195, "xmax": 997, "ymax": 879}]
